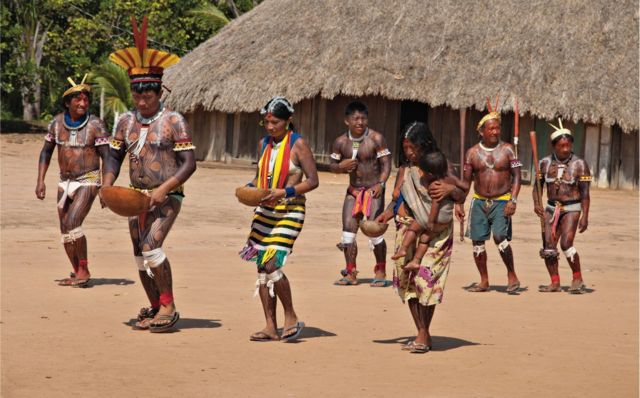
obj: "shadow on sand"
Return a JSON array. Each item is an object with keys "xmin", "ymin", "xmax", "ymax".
[
  {"xmin": 276, "ymin": 325, "xmax": 337, "ymax": 344},
  {"xmin": 373, "ymin": 335, "xmax": 480, "ymax": 352},
  {"xmin": 54, "ymin": 277, "xmax": 135, "ymax": 288},
  {"xmin": 123, "ymin": 317, "xmax": 222, "ymax": 331}
]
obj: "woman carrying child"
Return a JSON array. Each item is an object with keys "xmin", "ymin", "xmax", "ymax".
[{"xmin": 376, "ymin": 122, "xmax": 464, "ymax": 353}]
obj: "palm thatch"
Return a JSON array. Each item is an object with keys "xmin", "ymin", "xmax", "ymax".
[{"xmin": 164, "ymin": 0, "xmax": 639, "ymax": 131}]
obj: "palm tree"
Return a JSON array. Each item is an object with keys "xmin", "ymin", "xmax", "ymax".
[
  {"xmin": 89, "ymin": 62, "xmax": 132, "ymax": 130},
  {"xmin": 188, "ymin": 3, "xmax": 230, "ymax": 28}
]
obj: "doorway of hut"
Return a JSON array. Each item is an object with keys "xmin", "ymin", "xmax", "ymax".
[{"xmin": 397, "ymin": 100, "xmax": 429, "ymax": 167}]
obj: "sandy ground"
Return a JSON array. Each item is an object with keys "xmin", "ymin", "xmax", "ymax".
[{"xmin": 1, "ymin": 134, "xmax": 638, "ymax": 398}]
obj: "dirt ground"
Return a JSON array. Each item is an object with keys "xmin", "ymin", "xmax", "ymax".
[{"xmin": 1, "ymin": 134, "xmax": 638, "ymax": 398}]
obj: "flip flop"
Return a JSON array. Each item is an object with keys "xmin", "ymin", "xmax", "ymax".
[
  {"xmin": 568, "ymin": 281, "xmax": 585, "ymax": 294},
  {"xmin": 70, "ymin": 278, "xmax": 90, "ymax": 288},
  {"xmin": 506, "ymin": 281, "xmax": 521, "ymax": 294},
  {"xmin": 401, "ymin": 341, "xmax": 416, "ymax": 351},
  {"xmin": 149, "ymin": 312, "xmax": 180, "ymax": 333},
  {"xmin": 538, "ymin": 284, "xmax": 562, "ymax": 293},
  {"xmin": 370, "ymin": 279, "xmax": 391, "ymax": 287},
  {"xmin": 409, "ymin": 343, "xmax": 431, "ymax": 354},
  {"xmin": 281, "ymin": 321, "xmax": 305, "ymax": 342},
  {"xmin": 465, "ymin": 283, "xmax": 490, "ymax": 292},
  {"xmin": 132, "ymin": 317, "xmax": 153, "ymax": 330},
  {"xmin": 334, "ymin": 277, "xmax": 358, "ymax": 286},
  {"xmin": 57, "ymin": 277, "xmax": 77, "ymax": 286},
  {"xmin": 250, "ymin": 331, "xmax": 279, "ymax": 342}
]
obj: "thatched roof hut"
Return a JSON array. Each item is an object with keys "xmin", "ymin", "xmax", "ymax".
[{"xmin": 165, "ymin": 0, "xmax": 639, "ymax": 132}]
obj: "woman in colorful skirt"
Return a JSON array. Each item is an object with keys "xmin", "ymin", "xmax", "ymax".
[
  {"xmin": 239, "ymin": 96, "xmax": 319, "ymax": 342},
  {"xmin": 376, "ymin": 122, "xmax": 464, "ymax": 353}
]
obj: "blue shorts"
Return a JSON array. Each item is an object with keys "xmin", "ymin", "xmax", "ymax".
[{"xmin": 467, "ymin": 199, "xmax": 512, "ymax": 242}]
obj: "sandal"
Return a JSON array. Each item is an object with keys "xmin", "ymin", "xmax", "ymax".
[
  {"xmin": 401, "ymin": 341, "xmax": 415, "ymax": 351},
  {"xmin": 410, "ymin": 343, "xmax": 432, "ymax": 354},
  {"xmin": 465, "ymin": 283, "xmax": 490, "ymax": 292},
  {"xmin": 568, "ymin": 280, "xmax": 585, "ymax": 294},
  {"xmin": 538, "ymin": 284, "xmax": 562, "ymax": 293},
  {"xmin": 281, "ymin": 321, "xmax": 305, "ymax": 342},
  {"xmin": 250, "ymin": 331, "xmax": 280, "ymax": 342},
  {"xmin": 149, "ymin": 312, "xmax": 180, "ymax": 333}
]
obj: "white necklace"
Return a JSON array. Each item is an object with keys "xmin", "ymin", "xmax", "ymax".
[
  {"xmin": 136, "ymin": 103, "xmax": 164, "ymax": 125},
  {"xmin": 348, "ymin": 128, "xmax": 368, "ymax": 142},
  {"xmin": 479, "ymin": 141, "xmax": 499, "ymax": 152}
]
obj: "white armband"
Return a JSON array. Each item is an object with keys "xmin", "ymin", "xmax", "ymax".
[
  {"xmin": 330, "ymin": 153, "xmax": 342, "ymax": 161},
  {"xmin": 376, "ymin": 148, "xmax": 391, "ymax": 158}
]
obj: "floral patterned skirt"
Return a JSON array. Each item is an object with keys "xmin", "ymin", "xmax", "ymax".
[{"xmin": 393, "ymin": 216, "xmax": 453, "ymax": 306}]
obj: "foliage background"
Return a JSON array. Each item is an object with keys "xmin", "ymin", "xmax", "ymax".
[{"xmin": 1, "ymin": 0, "xmax": 259, "ymax": 126}]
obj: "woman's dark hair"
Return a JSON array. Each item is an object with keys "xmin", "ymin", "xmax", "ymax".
[
  {"xmin": 260, "ymin": 96, "xmax": 296, "ymax": 131},
  {"xmin": 131, "ymin": 80, "xmax": 162, "ymax": 95},
  {"xmin": 418, "ymin": 150, "xmax": 448, "ymax": 179},
  {"xmin": 551, "ymin": 133, "xmax": 574, "ymax": 146},
  {"xmin": 344, "ymin": 101, "xmax": 368, "ymax": 117},
  {"xmin": 261, "ymin": 96, "xmax": 294, "ymax": 120},
  {"xmin": 62, "ymin": 89, "xmax": 92, "ymax": 110},
  {"xmin": 399, "ymin": 121, "xmax": 439, "ymax": 165}
]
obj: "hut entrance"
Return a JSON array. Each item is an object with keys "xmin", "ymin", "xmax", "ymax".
[{"xmin": 397, "ymin": 100, "xmax": 429, "ymax": 166}]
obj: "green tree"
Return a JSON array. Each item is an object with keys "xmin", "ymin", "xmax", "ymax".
[{"xmin": 89, "ymin": 62, "xmax": 133, "ymax": 129}]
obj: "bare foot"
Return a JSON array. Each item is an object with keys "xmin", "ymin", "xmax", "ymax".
[
  {"xmin": 250, "ymin": 328, "xmax": 279, "ymax": 341},
  {"xmin": 391, "ymin": 247, "xmax": 407, "ymax": 260},
  {"xmin": 466, "ymin": 282, "xmax": 490, "ymax": 292},
  {"xmin": 402, "ymin": 261, "xmax": 420, "ymax": 272}
]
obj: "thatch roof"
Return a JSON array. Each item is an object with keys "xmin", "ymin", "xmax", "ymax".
[{"xmin": 164, "ymin": 0, "xmax": 639, "ymax": 131}]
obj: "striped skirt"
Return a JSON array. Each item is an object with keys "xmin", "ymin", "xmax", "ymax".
[{"xmin": 239, "ymin": 197, "xmax": 306, "ymax": 269}]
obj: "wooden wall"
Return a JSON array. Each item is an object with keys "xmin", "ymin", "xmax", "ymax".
[{"xmin": 184, "ymin": 95, "xmax": 638, "ymax": 189}]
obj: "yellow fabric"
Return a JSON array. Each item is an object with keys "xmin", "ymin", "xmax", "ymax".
[
  {"xmin": 476, "ymin": 111, "xmax": 501, "ymax": 131},
  {"xmin": 257, "ymin": 132, "xmax": 290, "ymax": 189},
  {"xmin": 473, "ymin": 192, "xmax": 512, "ymax": 201}
]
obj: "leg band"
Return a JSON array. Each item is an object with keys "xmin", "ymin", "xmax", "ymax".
[
  {"xmin": 253, "ymin": 272, "xmax": 267, "ymax": 298},
  {"xmin": 472, "ymin": 244, "xmax": 486, "ymax": 257},
  {"xmin": 563, "ymin": 247, "xmax": 577, "ymax": 262},
  {"xmin": 266, "ymin": 270, "xmax": 284, "ymax": 298},
  {"xmin": 141, "ymin": 248, "xmax": 167, "ymax": 277},
  {"xmin": 369, "ymin": 236, "xmax": 385, "ymax": 247},
  {"xmin": 551, "ymin": 275, "xmax": 560, "ymax": 284},
  {"xmin": 341, "ymin": 231, "xmax": 356, "ymax": 244},
  {"xmin": 61, "ymin": 226, "xmax": 84, "ymax": 243},
  {"xmin": 135, "ymin": 256, "xmax": 145, "ymax": 271},
  {"xmin": 497, "ymin": 239, "xmax": 510, "ymax": 252},
  {"xmin": 572, "ymin": 271, "xmax": 582, "ymax": 280},
  {"xmin": 374, "ymin": 262, "xmax": 386, "ymax": 273},
  {"xmin": 540, "ymin": 249, "xmax": 559, "ymax": 260}
]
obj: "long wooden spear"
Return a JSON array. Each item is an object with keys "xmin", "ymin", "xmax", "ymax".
[
  {"xmin": 513, "ymin": 97, "xmax": 519, "ymax": 158},
  {"xmin": 459, "ymin": 107, "xmax": 466, "ymax": 242},
  {"xmin": 529, "ymin": 130, "xmax": 545, "ymax": 243}
]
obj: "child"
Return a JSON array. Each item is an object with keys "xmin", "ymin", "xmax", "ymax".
[{"xmin": 392, "ymin": 151, "xmax": 454, "ymax": 270}]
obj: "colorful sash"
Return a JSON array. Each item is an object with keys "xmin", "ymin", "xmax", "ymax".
[
  {"xmin": 257, "ymin": 131, "xmax": 300, "ymax": 189},
  {"xmin": 351, "ymin": 188, "xmax": 373, "ymax": 218}
]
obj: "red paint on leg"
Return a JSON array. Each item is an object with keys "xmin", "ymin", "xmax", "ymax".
[
  {"xmin": 159, "ymin": 292, "xmax": 174, "ymax": 306},
  {"xmin": 374, "ymin": 262, "xmax": 386, "ymax": 273},
  {"xmin": 346, "ymin": 263, "xmax": 357, "ymax": 274},
  {"xmin": 572, "ymin": 272, "xmax": 582, "ymax": 280}
]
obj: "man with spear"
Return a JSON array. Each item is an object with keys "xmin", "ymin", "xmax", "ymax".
[
  {"xmin": 457, "ymin": 96, "xmax": 522, "ymax": 294},
  {"xmin": 530, "ymin": 121, "xmax": 591, "ymax": 293}
]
